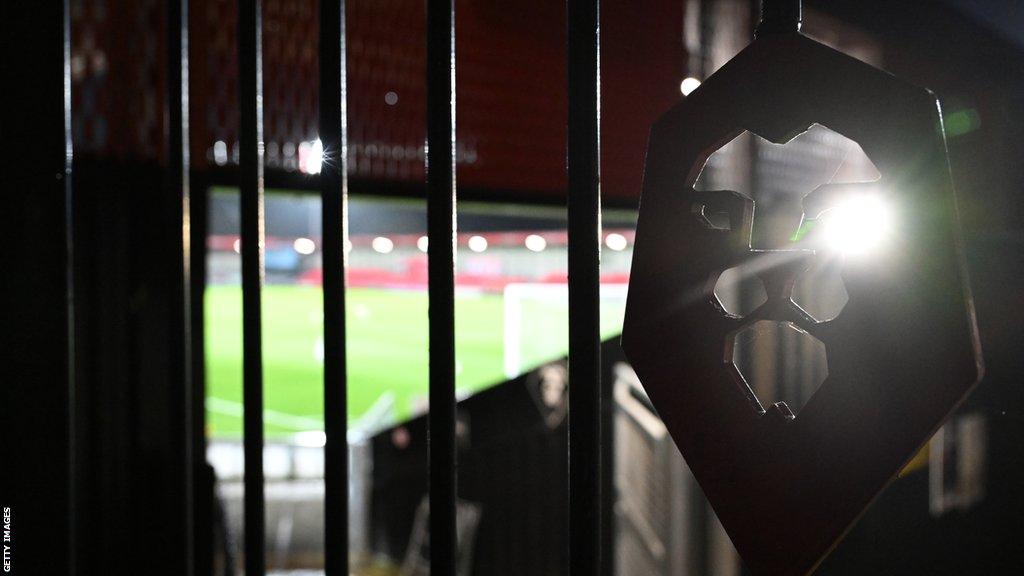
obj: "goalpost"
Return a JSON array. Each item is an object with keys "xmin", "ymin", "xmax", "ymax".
[{"xmin": 502, "ymin": 282, "xmax": 629, "ymax": 379}]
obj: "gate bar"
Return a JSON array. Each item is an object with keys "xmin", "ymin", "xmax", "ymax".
[
  {"xmin": 166, "ymin": 0, "xmax": 195, "ymax": 573},
  {"xmin": 426, "ymin": 0, "xmax": 458, "ymax": 572},
  {"xmin": 319, "ymin": 0, "xmax": 350, "ymax": 573},
  {"xmin": 567, "ymin": 0, "xmax": 602, "ymax": 573},
  {"xmin": 64, "ymin": 0, "xmax": 78, "ymax": 572},
  {"xmin": 238, "ymin": 1, "xmax": 267, "ymax": 575}
]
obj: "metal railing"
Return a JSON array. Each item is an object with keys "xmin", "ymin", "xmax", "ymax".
[{"xmin": 165, "ymin": 1, "xmax": 605, "ymax": 574}]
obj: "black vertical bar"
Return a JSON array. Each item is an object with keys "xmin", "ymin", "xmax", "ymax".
[
  {"xmin": 239, "ymin": 0, "xmax": 266, "ymax": 574},
  {"xmin": 64, "ymin": 0, "xmax": 77, "ymax": 572},
  {"xmin": 426, "ymin": 0, "xmax": 458, "ymax": 573},
  {"xmin": 2, "ymin": 0, "xmax": 74, "ymax": 572},
  {"xmin": 567, "ymin": 0, "xmax": 601, "ymax": 573},
  {"xmin": 320, "ymin": 0, "xmax": 350, "ymax": 574},
  {"xmin": 167, "ymin": 0, "xmax": 195, "ymax": 574}
]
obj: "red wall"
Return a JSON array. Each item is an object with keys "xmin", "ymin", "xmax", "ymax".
[{"xmin": 185, "ymin": 0, "xmax": 686, "ymax": 201}]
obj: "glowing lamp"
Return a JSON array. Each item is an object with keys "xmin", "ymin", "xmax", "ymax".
[{"xmin": 818, "ymin": 194, "xmax": 893, "ymax": 255}]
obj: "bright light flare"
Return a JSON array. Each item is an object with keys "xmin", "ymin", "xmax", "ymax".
[
  {"xmin": 417, "ymin": 235, "xmax": 429, "ymax": 253},
  {"xmin": 680, "ymin": 77, "xmax": 701, "ymax": 96},
  {"xmin": 819, "ymin": 195, "xmax": 893, "ymax": 255},
  {"xmin": 299, "ymin": 138, "xmax": 324, "ymax": 174}
]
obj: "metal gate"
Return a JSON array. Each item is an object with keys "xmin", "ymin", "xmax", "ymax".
[
  {"xmin": 170, "ymin": 1, "xmax": 602, "ymax": 575},
  {"xmin": 4, "ymin": 0, "xmax": 603, "ymax": 573}
]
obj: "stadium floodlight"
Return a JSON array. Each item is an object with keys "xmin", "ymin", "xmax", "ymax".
[
  {"xmin": 524, "ymin": 234, "xmax": 547, "ymax": 252},
  {"xmin": 417, "ymin": 235, "xmax": 429, "ymax": 253},
  {"xmin": 372, "ymin": 236, "xmax": 394, "ymax": 254},
  {"xmin": 468, "ymin": 235, "xmax": 488, "ymax": 253},
  {"xmin": 293, "ymin": 237, "xmax": 316, "ymax": 255},
  {"xmin": 299, "ymin": 138, "xmax": 324, "ymax": 174},
  {"xmin": 232, "ymin": 238, "xmax": 241, "ymax": 254},
  {"xmin": 605, "ymin": 232, "xmax": 628, "ymax": 251}
]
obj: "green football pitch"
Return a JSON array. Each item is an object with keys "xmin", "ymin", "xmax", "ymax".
[{"xmin": 205, "ymin": 285, "xmax": 625, "ymax": 437}]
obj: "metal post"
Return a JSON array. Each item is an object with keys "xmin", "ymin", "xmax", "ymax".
[
  {"xmin": 64, "ymin": 1, "xmax": 77, "ymax": 574},
  {"xmin": 238, "ymin": 0, "xmax": 266, "ymax": 574},
  {"xmin": 426, "ymin": 0, "xmax": 458, "ymax": 573},
  {"xmin": 319, "ymin": 0, "xmax": 350, "ymax": 574},
  {"xmin": 567, "ymin": 0, "xmax": 602, "ymax": 574},
  {"xmin": 166, "ymin": 0, "xmax": 194, "ymax": 573}
]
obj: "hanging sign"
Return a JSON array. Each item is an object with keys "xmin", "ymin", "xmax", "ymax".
[{"xmin": 621, "ymin": 5, "xmax": 983, "ymax": 575}]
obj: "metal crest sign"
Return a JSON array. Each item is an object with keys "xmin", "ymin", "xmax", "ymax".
[{"xmin": 622, "ymin": 31, "xmax": 983, "ymax": 575}]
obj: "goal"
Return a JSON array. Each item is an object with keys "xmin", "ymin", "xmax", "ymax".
[{"xmin": 502, "ymin": 282, "xmax": 628, "ymax": 379}]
